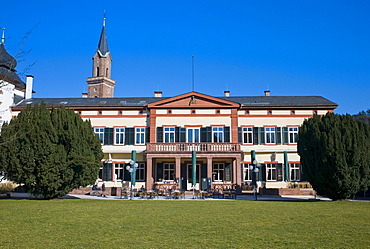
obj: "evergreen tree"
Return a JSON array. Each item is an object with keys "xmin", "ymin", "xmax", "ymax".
[
  {"xmin": 0, "ymin": 103, "xmax": 103, "ymax": 199},
  {"xmin": 298, "ymin": 113, "xmax": 370, "ymax": 200}
]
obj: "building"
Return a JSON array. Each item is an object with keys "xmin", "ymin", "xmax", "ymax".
[
  {"xmin": 0, "ymin": 28, "xmax": 34, "ymax": 130},
  {"xmin": 11, "ymin": 19, "xmax": 337, "ymax": 193},
  {"xmin": 0, "ymin": 28, "xmax": 34, "ymax": 183}
]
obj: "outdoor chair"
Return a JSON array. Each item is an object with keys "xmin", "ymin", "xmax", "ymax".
[{"xmin": 91, "ymin": 185, "xmax": 101, "ymax": 196}]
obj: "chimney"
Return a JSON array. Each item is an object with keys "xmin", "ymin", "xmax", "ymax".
[
  {"xmin": 224, "ymin": 90, "xmax": 230, "ymax": 97},
  {"xmin": 154, "ymin": 91, "xmax": 162, "ymax": 98},
  {"xmin": 25, "ymin": 75, "xmax": 34, "ymax": 99},
  {"xmin": 82, "ymin": 93, "xmax": 88, "ymax": 98},
  {"xmin": 264, "ymin": 90, "xmax": 270, "ymax": 96}
]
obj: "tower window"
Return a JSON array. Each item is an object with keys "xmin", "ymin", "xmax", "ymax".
[
  {"xmin": 106, "ymin": 68, "xmax": 109, "ymax": 77},
  {"xmin": 97, "ymin": 67, "xmax": 100, "ymax": 76}
]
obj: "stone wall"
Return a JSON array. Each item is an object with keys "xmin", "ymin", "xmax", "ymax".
[{"xmin": 259, "ymin": 188, "xmax": 316, "ymax": 196}]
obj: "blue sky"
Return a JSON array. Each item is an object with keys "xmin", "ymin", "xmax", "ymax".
[{"xmin": 2, "ymin": 0, "xmax": 369, "ymax": 114}]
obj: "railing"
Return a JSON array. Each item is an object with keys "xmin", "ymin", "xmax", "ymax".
[{"xmin": 146, "ymin": 143, "xmax": 241, "ymax": 152}]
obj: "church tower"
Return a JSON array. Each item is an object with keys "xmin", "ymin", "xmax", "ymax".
[{"xmin": 86, "ymin": 16, "xmax": 116, "ymax": 98}]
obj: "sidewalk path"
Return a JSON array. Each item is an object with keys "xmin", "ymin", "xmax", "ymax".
[{"xmin": 61, "ymin": 193, "xmax": 332, "ymax": 201}]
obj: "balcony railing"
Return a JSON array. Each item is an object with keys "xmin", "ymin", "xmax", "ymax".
[{"xmin": 146, "ymin": 143, "xmax": 241, "ymax": 152}]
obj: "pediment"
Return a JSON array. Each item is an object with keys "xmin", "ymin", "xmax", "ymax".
[{"xmin": 148, "ymin": 92, "xmax": 239, "ymax": 109}]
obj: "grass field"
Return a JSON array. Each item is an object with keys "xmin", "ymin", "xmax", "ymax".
[{"xmin": 1, "ymin": 199, "xmax": 369, "ymax": 248}]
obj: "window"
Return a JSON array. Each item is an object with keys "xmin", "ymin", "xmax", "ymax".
[
  {"xmin": 242, "ymin": 127, "xmax": 253, "ymax": 144},
  {"xmin": 115, "ymin": 128, "xmax": 125, "ymax": 145},
  {"xmin": 94, "ymin": 128, "xmax": 104, "ymax": 144},
  {"xmin": 212, "ymin": 127, "xmax": 224, "ymax": 143},
  {"xmin": 288, "ymin": 127, "xmax": 299, "ymax": 144},
  {"xmin": 290, "ymin": 163, "xmax": 300, "ymax": 181},
  {"xmin": 266, "ymin": 163, "xmax": 277, "ymax": 181},
  {"xmin": 163, "ymin": 163, "xmax": 175, "ymax": 180},
  {"xmin": 136, "ymin": 163, "xmax": 145, "ymax": 181},
  {"xmin": 243, "ymin": 163, "xmax": 252, "ymax": 181},
  {"xmin": 164, "ymin": 127, "xmax": 175, "ymax": 143},
  {"xmin": 213, "ymin": 163, "xmax": 224, "ymax": 181},
  {"xmin": 265, "ymin": 127, "xmax": 276, "ymax": 144},
  {"xmin": 187, "ymin": 128, "xmax": 200, "ymax": 143},
  {"xmin": 135, "ymin": 127, "xmax": 145, "ymax": 145},
  {"xmin": 115, "ymin": 163, "xmax": 125, "ymax": 180},
  {"xmin": 100, "ymin": 163, "xmax": 112, "ymax": 181}
]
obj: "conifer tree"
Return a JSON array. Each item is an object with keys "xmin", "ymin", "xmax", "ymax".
[
  {"xmin": 298, "ymin": 113, "xmax": 370, "ymax": 200},
  {"xmin": 0, "ymin": 103, "xmax": 103, "ymax": 199}
]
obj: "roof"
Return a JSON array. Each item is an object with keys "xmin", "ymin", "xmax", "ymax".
[
  {"xmin": 220, "ymin": 96, "xmax": 337, "ymax": 108},
  {"xmin": 0, "ymin": 43, "xmax": 26, "ymax": 90},
  {"xmin": 97, "ymin": 25, "xmax": 109, "ymax": 56},
  {"xmin": 13, "ymin": 94, "xmax": 337, "ymax": 110}
]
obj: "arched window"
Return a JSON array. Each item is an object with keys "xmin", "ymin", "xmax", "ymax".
[
  {"xmin": 97, "ymin": 67, "xmax": 100, "ymax": 76},
  {"xmin": 106, "ymin": 68, "xmax": 109, "ymax": 77}
]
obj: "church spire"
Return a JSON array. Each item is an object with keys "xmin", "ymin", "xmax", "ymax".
[
  {"xmin": 86, "ymin": 14, "xmax": 116, "ymax": 98},
  {"xmin": 1, "ymin": 27, "xmax": 5, "ymax": 44},
  {"xmin": 97, "ymin": 14, "xmax": 109, "ymax": 57}
]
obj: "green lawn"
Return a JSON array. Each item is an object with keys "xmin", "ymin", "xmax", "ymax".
[{"xmin": 0, "ymin": 199, "xmax": 369, "ymax": 248}]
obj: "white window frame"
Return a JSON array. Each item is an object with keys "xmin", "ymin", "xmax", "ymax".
[
  {"xmin": 115, "ymin": 127, "xmax": 125, "ymax": 145},
  {"xmin": 136, "ymin": 163, "xmax": 145, "ymax": 181},
  {"xmin": 290, "ymin": 163, "xmax": 301, "ymax": 181},
  {"xmin": 114, "ymin": 163, "xmax": 125, "ymax": 180},
  {"xmin": 265, "ymin": 127, "xmax": 276, "ymax": 144},
  {"xmin": 187, "ymin": 127, "xmax": 200, "ymax": 143},
  {"xmin": 266, "ymin": 163, "xmax": 277, "ymax": 181},
  {"xmin": 289, "ymin": 127, "xmax": 299, "ymax": 144},
  {"xmin": 213, "ymin": 163, "xmax": 224, "ymax": 181},
  {"xmin": 164, "ymin": 127, "xmax": 175, "ymax": 143},
  {"xmin": 94, "ymin": 128, "xmax": 104, "ymax": 144},
  {"xmin": 135, "ymin": 127, "xmax": 146, "ymax": 145},
  {"xmin": 163, "ymin": 163, "xmax": 175, "ymax": 180},
  {"xmin": 242, "ymin": 127, "xmax": 253, "ymax": 144},
  {"xmin": 212, "ymin": 127, "xmax": 224, "ymax": 143},
  {"xmin": 98, "ymin": 164, "xmax": 103, "ymax": 180},
  {"xmin": 243, "ymin": 163, "xmax": 252, "ymax": 181}
]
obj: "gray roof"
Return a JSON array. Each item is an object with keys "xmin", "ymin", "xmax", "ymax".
[
  {"xmin": 97, "ymin": 25, "xmax": 109, "ymax": 56},
  {"xmin": 14, "ymin": 95, "xmax": 337, "ymax": 109},
  {"xmin": 0, "ymin": 43, "xmax": 26, "ymax": 90},
  {"xmin": 220, "ymin": 96, "xmax": 337, "ymax": 108}
]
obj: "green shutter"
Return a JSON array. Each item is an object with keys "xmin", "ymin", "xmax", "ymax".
[
  {"xmin": 282, "ymin": 127, "xmax": 289, "ymax": 144},
  {"xmin": 284, "ymin": 151, "xmax": 289, "ymax": 181},
  {"xmin": 225, "ymin": 163, "xmax": 232, "ymax": 182},
  {"xmin": 206, "ymin": 127, "xmax": 212, "ymax": 142},
  {"xmin": 104, "ymin": 128, "xmax": 114, "ymax": 145},
  {"xmin": 103, "ymin": 163, "xmax": 112, "ymax": 181},
  {"xmin": 123, "ymin": 164, "xmax": 130, "ymax": 181},
  {"xmin": 156, "ymin": 127, "xmax": 163, "ymax": 143},
  {"xmin": 200, "ymin": 127, "xmax": 207, "ymax": 142},
  {"xmin": 224, "ymin": 127, "xmax": 230, "ymax": 142},
  {"xmin": 201, "ymin": 164, "xmax": 207, "ymax": 179},
  {"xmin": 277, "ymin": 163, "xmax": 283, "ymax": 181},
  {"xmin": 179, "ymin": 127, "xmax": 186, "ymax": 142},
  {"xmin": 259, "ymin": 127, "xmax": 265, "ymax": 144},
  {"xmin": 253, "ymin": 127, "xmax": 259, "ymax": 144},
  {"xmin": 238, "ymin": 127, "xmax": 242, "ymax": 143},
  {"xmin": 259, "ymin": 163, "xmax": 266, "ymax": 181},
  {"xmin": 175, "ymin": 127, "xmax": 180, "ymax": 142},
  {"xmin": 125, "ymin": 128, "xmax": 134, "ymax": 145},
  {"xmin": 145, "ymin": 127, "xmax": 150, "ymax": 143},
  {"xmin": 276, "ymin": 127, "xmax": 282, "ymax": 144}
]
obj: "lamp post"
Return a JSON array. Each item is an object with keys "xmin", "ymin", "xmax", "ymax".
[
  {"xmin": 249, "ymin": 159, "xmax": 260, "ymax": 200},
  {"xmin": 126, "ymin": 160, "xmax": 138, "ymax": 200}
]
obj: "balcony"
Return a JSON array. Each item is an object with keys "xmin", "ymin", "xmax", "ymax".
[{"xmin": 146, "ymin": 143, "xmax": 241, "ymax": 153}]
